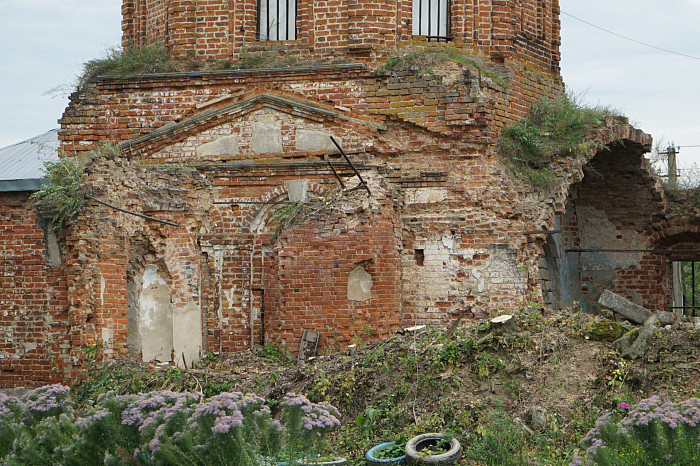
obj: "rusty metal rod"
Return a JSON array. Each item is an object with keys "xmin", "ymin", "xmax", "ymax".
[
  {"xmin": 213, "ymin": 200, "xmax": 294, "ymax": 205},
  {"xmin": 87, "ymin": 196, "xmax": 179, "ymax": 227},
  {"xmin": 566, "ymin": 248, "xmax": 700, "ymax": 254},
  {"xmin": 330, "ymin": 136, "xmax": 371, "ymax": 195},
  {"xmin": 327, "ymin": 160, "xmax": 346, "ymax": 189}
]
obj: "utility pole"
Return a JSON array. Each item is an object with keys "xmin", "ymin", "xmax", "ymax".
[{"xmin": 662, "ymin": 144, "xmax": 679, "ymax": 189}]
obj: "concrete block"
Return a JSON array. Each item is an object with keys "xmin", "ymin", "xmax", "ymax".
[
  {"xmin": 598, "ymin": 290, "xmax": 652, "ymax": 324},
  {"xmin": 196, "ymin": 135, "xmax": 238, "ymax": 157},
  {"xmin": 285, "ymin": 179, "xmax": 309, "ymax": 203},
  {"xmin": 623, "ymin": 325, "xmax": 654, "ymax": 360},
  {"xmin": 251, "ymin": 118, "xmax": 282, "ymax": 154},
  {"xmin": 295, "ymin": 130, "xmax": 339, "ymax": 151},
  {"xmin": 656, "ymin": 311, "xmax": 675, "ymax": 326}
]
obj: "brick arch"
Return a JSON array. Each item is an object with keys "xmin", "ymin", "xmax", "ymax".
[
  {"xmin": 651, "ymin": 226, "xmax": 700, "ymax": 248},
  {"xmin": 245, "ymin": 181, "xmax": 334, "ymax": 234}
]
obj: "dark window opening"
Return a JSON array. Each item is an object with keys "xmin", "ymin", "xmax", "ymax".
[
  {"xmin": 671, "ymin": 260, "xmax": 700, "ymax": 318},
  {"xmin": 415, "ymin": 249, "xmax": 425, "ymax": 266},
  {"xmin": 258, "ymin": 0, "xmax": 297, "ymax": 41},
  {"xmin": 412, "ymin": 0, "xmax": 451, "ymax": 42}
]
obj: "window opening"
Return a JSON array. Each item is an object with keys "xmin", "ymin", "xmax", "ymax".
[
  {"xmin": 258, "ymin": 0, "xmax": 297, "ymax": 41},
  {"xmin": 412, "ymin": 0, "xmax": 451, "ymax": 41},
  {"xmin": 671, "ymin": 260, "xmax": 700, "ymax": 317}
]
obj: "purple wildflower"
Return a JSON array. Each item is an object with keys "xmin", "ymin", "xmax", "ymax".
[{"xmin": 211, "ymin": 411, "xmax": 244, "ymax": 434}]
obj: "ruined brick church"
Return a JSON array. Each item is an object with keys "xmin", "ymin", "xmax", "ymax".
[{"xmin": 2, "ymin": 0, "xmax": 697, "ymax": 387}]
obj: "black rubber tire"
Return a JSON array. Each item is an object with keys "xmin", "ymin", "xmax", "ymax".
[{"xmin": 404, "ymin": 433, "xmax": 462, "ymax": 465}]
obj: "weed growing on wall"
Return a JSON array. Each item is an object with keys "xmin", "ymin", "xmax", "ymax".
[
  {"xmin": 500, "ymin": 93, "xmax": 611, "ymax": 189},
  {"xmin": 376, "ymin": 49, "xmax": 508, "ymax": 85},
  {"xmin": 77, "ymin": 45, "xmax": 179, "ymax": 91},
  {"xmin": 31, "ymin": 144, "xmax": 120, "ymax": 230}
]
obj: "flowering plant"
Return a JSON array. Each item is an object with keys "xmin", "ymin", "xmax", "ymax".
[
  {"xmin": 573, "ymin": 396, "xmax": 700, "ymax": 465},
  {"xmin": 0, "ymin": 386, "xmax": 342, "ymax": 466},
  {"xmin": 280, "ymin": 393, "xmax": 342, "ymax": 462}
]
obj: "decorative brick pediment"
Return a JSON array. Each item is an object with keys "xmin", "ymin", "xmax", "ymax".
[{"xmin": 118, "ymin": 93, "xmax": 386, "ymax": 161}]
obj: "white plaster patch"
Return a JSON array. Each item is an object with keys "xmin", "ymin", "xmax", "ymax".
[
  {"xmin": 224, "ymin": 287, "xmax": 237, "ymax": 309},
  {"xmin": 23, "ymin": 343, "xmax": 37, "ymax": 354},
  {"xmin": 295, "ymin": 130, "xmax": 339, "ymax": 151},
  {"xmin": 196, "ymin": 135, "xmax": 239, "ymax": 158},
  {"xmin": 173, "ymin": 302, "xmax": 202, "ymax": 368},
  {"xmin": 404, "ymin": 188, "xmax": 449, "ymax": 204},
  {"xmin": 100, "ymin": 273, "xmax": 106, "ymax": 308},
  {"xmin": 251, "ymin": 116, "xmax": 282, "ymax": 153},
  {"xmin": 441, "ymin": 235, "xmax": 455, "ymax": 250},
  {"xmin": 348, "ymin": 266, "xmax": 373, "ymax": 301},
  {"xmin": 139, "ymin": 265, "xmax": 173, "ymax": 362}
]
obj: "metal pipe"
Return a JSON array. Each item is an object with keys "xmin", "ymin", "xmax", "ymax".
[
  {"xmin": 330, "ymin": 136, "xmax": 371, "ymax": 195},
  {"xmin": 566, "ymin": 248, "xmax": 700, "ymax": 254},
  {"xmin": 87, "ymin": 196, "xmax": 179, "ymax": 227}
]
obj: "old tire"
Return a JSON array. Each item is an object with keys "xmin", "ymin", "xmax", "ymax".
[
  {"xmin": 366, "ymin": 441, "xmax": 406, "ymax": 465},
  {"xmin": 405, "ymin": 433, "xmax": 462, "ymax": 465}
]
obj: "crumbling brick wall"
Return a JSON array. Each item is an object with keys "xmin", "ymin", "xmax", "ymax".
[
  {"xmin": 0, "ymin": 193, "xmax": 69, "ymax": 387},
  {"xmin": 1, "ymin": 0, "xmax": 682, "ymax": 388}
]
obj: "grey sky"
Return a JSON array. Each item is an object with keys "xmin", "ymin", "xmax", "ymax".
[{"xmin": 1, "ymin": 0, "xmax": 698, "ymax": 172}]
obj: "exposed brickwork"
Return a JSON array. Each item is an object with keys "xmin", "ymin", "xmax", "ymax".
[
  {"xmin": 121, "ymin": 0, "xmax": 561, "ymax": 71},
  {"xmin": 3, "ymin": 0, "xmax": 690, "ymax": 388},
  {"xmin": 0, "ymin": 193, "xmax": 69, "ymax": 387}
]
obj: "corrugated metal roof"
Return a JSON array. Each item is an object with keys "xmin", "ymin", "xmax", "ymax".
[{"xmin": 0, "ymin": 129, "xmax": 59, "ymax": 191}]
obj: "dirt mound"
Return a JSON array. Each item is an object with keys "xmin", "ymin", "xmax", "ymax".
[{"xmin": 77, "ymin": 307, "xmax": 700, "ymax": 464}]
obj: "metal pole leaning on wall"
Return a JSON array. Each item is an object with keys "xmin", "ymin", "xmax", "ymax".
[
  {"xmin": 87, "ymin": 195, "xmax": 179, "ymax": 227},
  {"xmin": 329, "ymin": 136, "xmax": 371, "ymax": 195}
]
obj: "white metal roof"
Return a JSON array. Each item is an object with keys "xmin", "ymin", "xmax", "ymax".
[{"xmin": 0, "ymin": 129, "xmax": 59, "ymax": 191}]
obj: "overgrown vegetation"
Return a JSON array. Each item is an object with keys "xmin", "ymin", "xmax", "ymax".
[
  {"xmin": 0, "ymin": 387, "xmax": 340, "ymax": 465},
  {"xmin": 574, "ymin": 397, "xmax": 700, "ymax": 465},
  {"xmin": 31, "ymin": 144, "xmax": 120, "ymax": 230},
  {"xmin": 500, "ymin": 93, "xmax": 612, "ymax": 189},
  {"xmin": 77, "ymin": 45, "xmax": 179, "ymax": 91},
  {"xmin": 269, "ymin": 202, "xmax": 305, "ymax": 243},
  {"xmin": 376, "ymin": 49, "xmax": 508, "ymax": 85},
  {"xmin": 12, "ymin": 306, "xmax": 700, "ymax": 464}
]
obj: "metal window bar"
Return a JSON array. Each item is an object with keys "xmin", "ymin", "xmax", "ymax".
[
  {"xmin": 258, "ymin": 0, "xmax": 297, "ymax": 41},
  {"xmin": 671, "ymin": 260, "xmax": 700, "ymax": 318},
  {"xmin": 412, "ymin": 0, "xmax": 451, "ymax": 42}
]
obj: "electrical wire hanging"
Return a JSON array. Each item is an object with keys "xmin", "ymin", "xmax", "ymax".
[{"xmin": 561, "ymin": 11, "xmax": 700, "ymax": 60}]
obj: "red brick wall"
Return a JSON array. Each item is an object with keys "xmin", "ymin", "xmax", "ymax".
[
  {"xmin": 263, "ymin": 180, "xmax": 403, "ymax": 352},
  {"xmin": 121, "ymin": 0, "xmax": 561, "ymax": 71},
  {"xmin": 555, "ymin": 146, "xmax": 667, "ymax": 312},
  {"xmin": 0, "ymin": 193, "xmax": 69, "ymax": 388}
]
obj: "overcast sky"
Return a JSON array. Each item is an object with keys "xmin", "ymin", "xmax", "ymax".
[{"xmin": 1, "ymin": 0, "xmax": 698, "ymax": 172}]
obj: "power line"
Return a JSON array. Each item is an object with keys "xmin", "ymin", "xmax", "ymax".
[{"xmin": 561, "ymin": 11, "xmax": 700, "ymax": 60}]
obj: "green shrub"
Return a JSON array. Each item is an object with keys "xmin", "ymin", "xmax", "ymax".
[
  {"xmin": 77, "ymin": 44, "xmax": 178, "ymax": 91},
  {"xmin": 31, "ymin": 144, "xmax": 120, "ymax": 230},
  {"xmin": 500, "ymin": 93, "xmax": 611, "ymax": 189},
  {"xmin": 465, "ymin": 408, "xmax": 526, "ymax": 465},
  {"xmin": 574, "ymin": 396, "xmax": 700, "ymax": 465}
]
